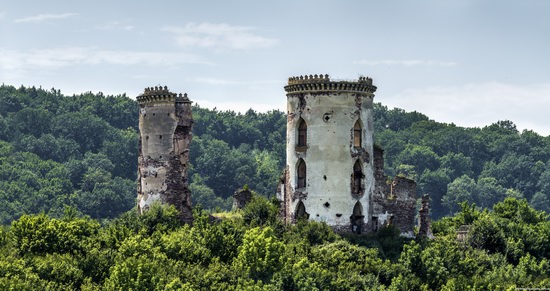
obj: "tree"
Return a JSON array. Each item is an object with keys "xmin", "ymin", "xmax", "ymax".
[
  {"xmin": 234, "ymin": 226, "xmax": 285, "ymax": 281},
  {"xmin": 442, "ymin": 175, "xmax": 477, "ymax": 214},
  {"xmin": 11, "ymin": 213, "xmax": 99, "ymax": 255}
]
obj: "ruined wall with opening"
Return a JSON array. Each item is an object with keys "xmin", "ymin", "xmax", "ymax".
[
  {"xmin": 137, "ymin": 86, "xmax": 194, "ymax": 223},
  {"xmin": 369, "ymin": 147, "xmax": 417, "ymax": 235}
]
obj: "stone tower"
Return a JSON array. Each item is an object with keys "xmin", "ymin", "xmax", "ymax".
[
  {"xmin": 278, "ymin": 74, "xmax": 417, "ymax": 234},
  {"xmin": 137, "ymin": 86, "xmax": 194, "ymax": 223},
  {"xmin": 280, "ymin": 74, "xmax": 377, "ymax": 232}
]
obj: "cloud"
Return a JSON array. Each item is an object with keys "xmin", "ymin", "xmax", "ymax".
[
  {"xmin": 385, "ymin": 82, "xmax": 550, "ymax": 135},
  {"xmin": 162, "ymin": 22, "xmax": 278, "ymax": 50},
  {"xmin": 189, "ymin": 77, "xmax": 280, "ymax": 86},
  {"xmin": 15, "ymin": 13, "xmax": 78, "ymax": 23},
  {"xmin": 357, "ymin": 59, "xmax": 457, "ymax": 67},
  {"xmin": 192, "ymin": 78, "xmax": 241, "ymax": 85},
  {"xmin": 0, "ymin": 47, "xmax": 209, "ymax": 74},
  {"xmin": 96, "ymin": 21, "xmax": 134, "ymax": 31}
]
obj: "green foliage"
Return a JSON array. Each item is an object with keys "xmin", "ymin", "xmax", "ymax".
[
  {"xmin": 1, "ymin": 197, "xmax": 549, "ymax": 289},
  {"xmin": 289, "ymin": 219, "xmax": 339, "ymax": 246},
  {"xmin": 234, "ymin": 226, "xmax": 285, "ymax": 281},
  {"xmin": 30, "ymin": 253, "xmax": 84, "ymax": 288},
  {"xmin": 0, "ymin": 85, "xmax": 137, "ymax": 222},
  {"xmin": 493, "ymin": 197, "xmax": 548, "ymax": 224},
  {"xmin": 160, "ymin": 225, "xmax": 212, "ymax": 264},
  {"xmin": 11, "ymin": 213, "xmax": 99, "ymax": 255},
  {"xmin": 467, "ymin": 213, "xmax": 507, "ymax": 254},
  {"xmin": 241, "ymin": 193, "xmax": 280, "ymax": 227},
  {"xmin": 137, "ymin": 203, "xmax": 182, "ymax": 235},
  {"xmin": 374, "ymin": 102, "xmax": 550, "ymax": 219},
  {"xmin": 189, "ymin": 173, "xmax": 231, "ymax": 211}
]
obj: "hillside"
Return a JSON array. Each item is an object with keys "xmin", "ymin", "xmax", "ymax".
[{"xmin": 1, "ymin": 84, "xmax": 550, "ymax": 223}]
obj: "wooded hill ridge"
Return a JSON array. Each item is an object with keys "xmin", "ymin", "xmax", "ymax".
[
  {"xmin": 1, "ymin": 83, "xmax": 549, "ymax": 223},
  {"xmin": 1, "ymin": 84, "xmax": 550, "ymax": 289}
]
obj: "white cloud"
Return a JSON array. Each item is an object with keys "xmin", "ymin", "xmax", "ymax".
[
  {"xmin": 189, "ymin": 77, "xmax": 280, "ymax": 86},
  {"xmin": 385, "ymin": 82, "xmax": 550, "ymax": 135},
  {"xmin": 0, "ymin": 47, "xmax": 210, "ymax": 80},
  {"xmin": 96, "ymin": 21, "xmax": 134, "ymax": 31},
  {"xmin": 162, "ymin": 22, "xmax": 278, "ymax": 50},
  {"xmin": 15, "ymin": 13, "xmax": 78, "ymax": 23},
  {"xmin": 357, "ymin": 59, "xmax": 457, "ymax": 67},
  {"xmin": 0, "ymin": 47, "xmax": 208, "ymax": 69}
]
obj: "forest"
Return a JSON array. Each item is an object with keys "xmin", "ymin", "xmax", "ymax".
[{"xmin": 0, "ymin": 84, "xmax": 549, "ymax": 289}]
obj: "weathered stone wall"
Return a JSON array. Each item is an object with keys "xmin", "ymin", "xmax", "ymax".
[
  {"xmin": 369, "ymin": 147, "xmax": 417, "ymax": 235},
  {"xmin": 137, "ymin": 86, "xmax": 194, "ymax": 223},
  {"xmin": 233, "ymin": 188, "xmax": 253, "ymax": 210},
  {"xmin": 418, "ymin": 194, "xmax": 433, "ymax": 238}
]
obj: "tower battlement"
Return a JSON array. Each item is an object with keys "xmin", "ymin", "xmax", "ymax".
[
  {"xmin": 137, "ymin": 86, "xmax": 190, "ymax": 104},
  {"xmin": 285, "ymin": 75, "xmax": 376, "ymax": 96}
]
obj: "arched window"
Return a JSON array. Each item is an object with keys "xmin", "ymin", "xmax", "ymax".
[
  {"xmin": 298, "ymin": 118, "xmax": 307, "ymax": 147},
  {"xmin": 295, "ymin": 201, "xmax": 309, "ymax": 220},
  {"xmin": 297, "ymin": 159, "xmax": 306, "ymax": 189},
  {"xmin": 353, "ymin": 201, "xmax": 363, "ymax": 218},
  {"xmin": 353, "ymin": 120, "xmax": 362, "ymax": 148},
  {"xmin": 352, "ymin": 160, "xmax": 363, "ymax": 194},
  {"xmin": 351, "ymin": 201, "xmax": 364, "ymax": 234}
]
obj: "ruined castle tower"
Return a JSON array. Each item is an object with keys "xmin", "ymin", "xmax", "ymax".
[
  {"xmin": 137, "ymin": 86, "xmax": 194, "ymax": 223},
  {"xmin": 280, "ymin": 74, "xmax": 377, "ymax": 232},
  {"xmin": 278, "ymin": 74, "xmax": 417, "ymax": 234}
]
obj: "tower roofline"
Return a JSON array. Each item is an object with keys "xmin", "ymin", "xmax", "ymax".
[
  {"xmin": 137, "ymin": 86, "xmax": 191, "ymax": 105},
  {"xmin": 284, "ymin": 74, "xmax": 376, "ymax": 96}
]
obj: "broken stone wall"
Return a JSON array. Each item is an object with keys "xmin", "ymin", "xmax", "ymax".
[
  {"xmin": 369, "ymin": 146, "xmax": 417, "ymax": 235},
  {"xmin": 233, "ymin": 188, "xmax": 253, "ymax": 210}
]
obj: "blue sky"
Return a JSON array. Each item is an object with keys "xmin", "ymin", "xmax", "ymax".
[{"xmin": 1, "ymin": 1, "xmax": 550, "ymax": 134}]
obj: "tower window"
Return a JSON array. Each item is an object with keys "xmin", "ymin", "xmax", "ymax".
[
  {"xmin": 297, "ymin": 118, "xmax": 307, "ymax": 147},
  {"xmin": 354, "ymin": 120, "xmax": 362, "ymax": 148},
  {"xmin": 295, "ymin": 201, "xmax": 309, "ymax": 220},
  {"xmin": 352, "ymin": 160, "xmax": 363, "ymax": 194},
  {"xmin": 297, "ymin": 159, "xmax": 306, "ymax": 189}
]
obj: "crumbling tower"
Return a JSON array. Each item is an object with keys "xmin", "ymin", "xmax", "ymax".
[
  {"xmin": 137, "ymin": 86, "xmax": 194, "ymax": 223},
  {"xmin": 280, "ymin": 74, "xmax": 377, "ymax": 232}
]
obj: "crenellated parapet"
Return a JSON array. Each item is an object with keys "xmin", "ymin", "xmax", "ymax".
[
  {"xmin": 285, "ymin": 75, "xmax": 376, "ymax": 96},
  {"xmin": 137, "ymin": 86, "xmax": 191, "ymax": 104},
  {"xmin": 288, "ymin": 74, "xmax": 331, "ymax": 85}
]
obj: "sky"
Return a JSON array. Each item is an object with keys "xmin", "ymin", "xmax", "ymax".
[{"xmin": 1, "ymin": 1, "xmax": 550, "ymax": 135}]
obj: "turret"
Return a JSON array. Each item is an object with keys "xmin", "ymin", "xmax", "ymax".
[
  {"xmin": 137, "ymin": 86, "xmax": 194, "ymax": 223},
  {"xmin": 280, "ymin": 74, "xmax": 377, "ymax": 232}
]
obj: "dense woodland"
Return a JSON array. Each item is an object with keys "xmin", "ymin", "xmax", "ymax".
[
  {"xmin": 1, "ymin": 84, "xmax": 550, "ymax": 221},
  {"xmin": 1, "ymin": 84, "xmax": 550, "ymax": 289}
]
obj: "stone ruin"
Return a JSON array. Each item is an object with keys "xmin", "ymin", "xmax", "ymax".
[{"xmin": 136, "ymin": 86, "xmax": 194, "ymax": 223}]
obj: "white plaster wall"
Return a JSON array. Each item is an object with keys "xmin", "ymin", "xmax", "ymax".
[{"xmin": 287, "ymin": 92, "xmax": 375, "ymax": 226}]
